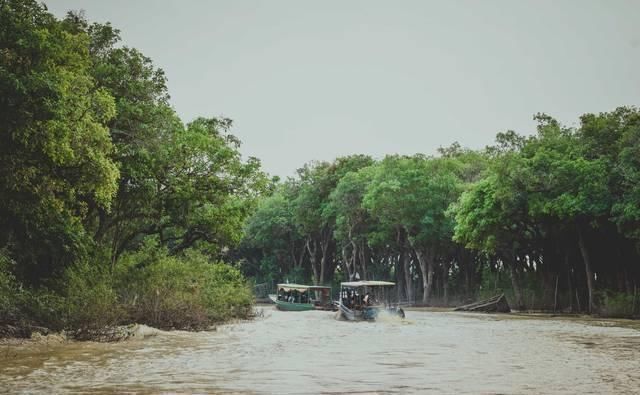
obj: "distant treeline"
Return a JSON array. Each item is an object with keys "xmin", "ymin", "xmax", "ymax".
[
  {"xmin": 239, "ymin": 110, "xmax": 640, "ymax": 317},
  {"xmin": 0, "ymin": 1, "xmax": 268, "ymax": 337}
]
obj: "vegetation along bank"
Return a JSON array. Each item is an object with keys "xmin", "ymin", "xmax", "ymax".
[{"xmin": 1, "ymin": 1, "xmax": 639, "ymax": 341}]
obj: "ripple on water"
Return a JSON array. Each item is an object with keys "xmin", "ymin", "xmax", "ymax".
[{"xmin": 1, "ymin": 310, "xmax": 640, "ymax": 394}]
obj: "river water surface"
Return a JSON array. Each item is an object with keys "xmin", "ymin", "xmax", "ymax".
[{"xmin": 2, "ymin": 309, "xmax": 640, "ymax": 394}]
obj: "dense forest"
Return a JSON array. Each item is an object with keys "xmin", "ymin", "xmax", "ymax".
[
  {"xmin": 240, "ymin": 110, "xmax": 640, "ymax": 317},
  {"xmin": 0, "ymin": 0, "xmax": 270, "ymax": 338},
  {"xmin": 1, "ymin": 0, "xmax": 639, "ymax": 341}
]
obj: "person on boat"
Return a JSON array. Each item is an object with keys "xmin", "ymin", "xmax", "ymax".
[
  {"xmin": 363, "ymin": 292, "xmax": 371, "ymax": 306},
  {"xmin": 343, "ymin": 289, "xmax": 351, "ymax": 308}
]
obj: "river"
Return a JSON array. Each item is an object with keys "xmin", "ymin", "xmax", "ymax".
[{"xmin": 1, "ymin": 308, "xmax": 640, "ymax": 394}]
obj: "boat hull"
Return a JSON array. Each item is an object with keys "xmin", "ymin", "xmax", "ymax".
[
  {"xmin": 269, "ymin": 295, "xmax": 315, "ymax": 311},
  {"xmin": 454, "ymin": 293, "xmax": 511, "ymax": 313},
  {"xmin": 337, "ymin": 304, "xmax": 370, "ymax": 321},
  {"xmin": 337, "ymin": 303, "xmax": 404, "ymax": 321}
]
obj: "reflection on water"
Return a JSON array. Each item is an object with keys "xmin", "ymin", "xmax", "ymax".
[{"xmin": 1, "ymin": 310, "xmax": 640, "ymax": 394}]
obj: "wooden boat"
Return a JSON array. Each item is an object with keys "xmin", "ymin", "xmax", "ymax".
[
  {"xmin": 269, "ymin": 283, "xmax": 334, "ymax": 311},
  {"xmin": 337, "ymin": 280, "xmax": 405, "ymax": 321},
  {"xmin": 454, "ymin": 293, "xmax": 511, "ymax": 313}
]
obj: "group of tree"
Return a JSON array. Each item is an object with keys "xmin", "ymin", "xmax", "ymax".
[
  {"xmin": 240, "ymin": 109, "xmax": 640, "ymax": 316},
  {"xmin": 1, "ymin": 0, "xmax": 639, "ymax": 332},
  {"xmin": 0, "ymin": 0, "xmax": 268, "ymax": 336}
]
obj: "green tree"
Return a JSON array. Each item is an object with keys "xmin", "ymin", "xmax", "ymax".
[
  {"xmin": 328, "ymin": 166, "xmax": 377, "ymax": 281},
  {"xmin": 0, "ymin": 0, "xmax": 119, "ymax": 282},
  {"xmin": 242, "ymin": 185, "xmax": 306, "ymax": 282},
  {"xmin": 524, "ymin": 115, "xmax": 611, "ymax": 313},
  {"xmin": 364, "ymin": 155, "xmax": 463, "ymax": 303},
  {"xmin": 60, "ymin": 15, "xmax": 269, "ymax": 264}
]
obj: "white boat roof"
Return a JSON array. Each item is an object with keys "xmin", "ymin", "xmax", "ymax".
[
  {"xmin": 340, "ymin": 280, "xmax": 395, "ymax": 288},
  {"xmin": 276, "ymin": 283, "xmax": 331, "ymax": 291}
]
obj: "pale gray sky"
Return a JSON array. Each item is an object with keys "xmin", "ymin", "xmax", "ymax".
[{"xmin": 47, "ymin": 0, "xmax": 640, "ymax": 177}]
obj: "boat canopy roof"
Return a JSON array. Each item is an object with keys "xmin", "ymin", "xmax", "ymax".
[
  {"xmin": 340, "ymin": 280, "xmax": 395, "ymax": 288},
  {"xmin": 277, "ymin": 283, "xmax": 331, "ymax": 292}
]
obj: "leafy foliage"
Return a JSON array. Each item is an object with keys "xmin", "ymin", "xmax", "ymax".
[
  {"xmin": 0, "ymin": 0, "xmax": 119, "ymax": 282},
  {"xmin": 0, "ymin": 2, "xmax": 264, "ymax": 336},
  {"xmin": 115, "ymin": 245, "xmax": 253, "ymax": 330},
  {"xmin": 243, "ymin": 108, "xmax": 640, "ymax": 316}
]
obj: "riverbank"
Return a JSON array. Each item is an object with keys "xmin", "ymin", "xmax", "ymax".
[
  {"xmin": 0, "ymin": 306, "xmax": 267, "ymax": 356},
  {"xmin": 405, "ymin": 306, "xmax": 640, "ymax": 331},
  {"xmin": 0, "ymin": 324, "xmax": 164, "ymax": 368},
  {"xmin": 0, "ymin": 324, "xmax": 161, "ymax": 349},
  {"xmin": 1, "ymin": 248, "xmax": 256, "ymax": 342}
]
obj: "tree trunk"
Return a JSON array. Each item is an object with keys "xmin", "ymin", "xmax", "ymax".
[
  {"xmin": 403, "ymin": 250, "xmax": 413, "ymax": 303},
  {"xmin": 425, "ymin": 256, "xmax": 434, "ymax": 305},
  {"xmin": 415, "ymin": 249, "xmax": 435, "ymax": 305},
  {"xmin": 341, "ymin": 246, "xmax": 351, "ymax": 280},
  {"xmin": 566, "ymin": 253, "xmax": 573, "ymax": 313},
  {"xmin": 507, "ymin": 257, "xmax": 525, "ymax": 310},
  {"xmin": 577, "ymin": 227, "xmax": 595, "ymax": 314},
  {"xmin": 461, "ymin": 250, "xmax": 473, "ymax": 300},
  {"xmin": 463, "ymin": 262, "xmax": 471, "ymax": 299},
  {"xmin": 306, "ymin": 239, "xmax": 319, "ymax": 285},
  {"xmin": 360, "ymin": 241, "xmax": 368, "ymax": 281},
  {"xmin": 319, "ymin": 237, "xmax": 327, "ymax": 285},
  {"xmin": 443, "ymin": 261, "xmax": 451, "ymax": 306},
  {"xmin": 422, "ymin": 258, "xmax": 434, "ymax": 304},
  {"xmin": 395, "ymin": 253, "xmax": 405, "ymax": 301},
  {"xmin": 297, "ymin": 243, "xmax": 306, "ymax": 268},
  {"xmin": 553, "ymin": 275, "xmax": 559, "ymax": 313},
  {"xmin": 319, "ymin": 254, "xmax": 326, "ymax": 285},
  {"xmin": 351, "ymin": 241, "xmax": 359, "ymax": 280}
]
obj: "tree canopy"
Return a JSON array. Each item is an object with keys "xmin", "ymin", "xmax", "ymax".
[
  {"xmin": 1, "ymin": 1, "xmax": 639, "ymax": 321},
  {"xmin": 0, "ymin": 1, "xmax": 269, "ymax": 285},
  {"xmin": 242, "ymin": 110, "xmax": 640, "ymax": 316}
]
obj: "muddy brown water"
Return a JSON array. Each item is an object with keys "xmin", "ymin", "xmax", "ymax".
[{"xmin": 1, "ymin": 309, "xmax": 640, "ymax": 394}]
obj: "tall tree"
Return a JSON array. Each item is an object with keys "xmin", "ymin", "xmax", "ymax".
[
  {"xmin": 60, "ymin": 15, "xmax": 270, "ymax": 264},
  {"xmin": 363, "ymin": 155, "xmax": 462, "ymax": 303},
  {"xmin": 525, "ymin": 115, "xmax": 611, "ymax": 313},
  {"xmin": 0, "ymin": 0, "xmax": 119, "ymax": 282}
]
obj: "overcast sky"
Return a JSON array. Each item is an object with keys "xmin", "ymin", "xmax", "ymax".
[{"xmin": 47, "ymin": 0, "xmax": 640, "ymax": 177}]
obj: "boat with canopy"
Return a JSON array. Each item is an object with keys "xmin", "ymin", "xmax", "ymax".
[
  {"xmin": 337, "ymin": 280, "xmax": 405, "ymax": 321},
  {"xmin": 268, "ymin": 283, "xmax": 334, "ymax": 311}
]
